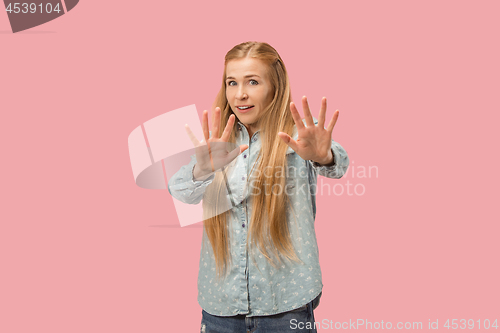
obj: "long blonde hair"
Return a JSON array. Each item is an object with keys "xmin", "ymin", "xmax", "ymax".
[{"xmin": 202, "ymin": 41, "xmax": 302, "ymax": 280}]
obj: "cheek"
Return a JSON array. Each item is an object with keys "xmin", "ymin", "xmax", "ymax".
[
  {"xmin": 257, "ymin": 91, "xmax": 267, "ymax": 104},
  {"xmin": 262, "ymin": 88, "xmax": 272, "ymax": 102}
]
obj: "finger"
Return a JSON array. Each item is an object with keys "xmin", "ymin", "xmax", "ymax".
[
  {"xmin": 239, "ymin": 144, "xmax": 249, "ymax": 152},
  {"xmin": 278, "ymin": 132, "xmax": 299, "ymax": 152},
  {"xmin": 326, "ymin": 110, "xmax": 339, "ymax": 133},
  {"xmin": 221, "ymin": 114, "xmax": 235, "ymax": 141},
  {"xmin": 302, "ymin": 96, "xmax": 315, "ymax": 127},
  {"xmin": 202, "ymin": 109, "xmax": 213, "ymax": 154},
  {"xmin": 185, "ymin": 124, "xmax": 200, "ymax": 147},
  {"xmin": 202, "ymin": 110, "xmax": 210, "ymax": 142},
  {"xmin": 290, "ymin": 102, "xmax": 305, "ymax": 131},
  {"xmin": 318, "ymin": 97, "xmax": 327, "ymax": 129},
  {"xmin": 212, "ymin": 107, "xmax": 220, "ymax": 139}
]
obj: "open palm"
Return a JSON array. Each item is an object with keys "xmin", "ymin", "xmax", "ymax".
[
  {"xmin": 278, "ymin": 96, "xmax": 339, "ymax": 164},
  {"xmin": 185, "ymin": 107, "xmax": 248, "ymax": 176}
]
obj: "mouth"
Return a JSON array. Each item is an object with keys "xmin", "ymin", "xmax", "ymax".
[{"xmin": 236, "ymin": 105, "xmax": 254, "ymax": 113}]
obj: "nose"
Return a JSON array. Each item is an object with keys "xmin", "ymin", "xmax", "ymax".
[{"xmin": 236, "ymin": 87, "xmax": 248, "ymax": 100}]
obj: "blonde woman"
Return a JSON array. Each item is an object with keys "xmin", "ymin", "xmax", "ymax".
[{"xmin": 168, "ymin": 41, "xmax": 349, "ymax": 333}]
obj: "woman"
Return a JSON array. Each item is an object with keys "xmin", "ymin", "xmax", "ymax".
[{"xmin": 168, "ymin": 41, "xmax": 349, "ymax": 332}]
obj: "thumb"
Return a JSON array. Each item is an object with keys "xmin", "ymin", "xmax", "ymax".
[
  {"xmin": 278, "ymin": 132, "xmax": 298, "ymax": 152},
  {"xmin": 239, "ymin": 144, "xmax": 249, "ymax": 153},
  {"xmin": 185, "ymin": 124, "xmax": 200, "ymax": 147}
]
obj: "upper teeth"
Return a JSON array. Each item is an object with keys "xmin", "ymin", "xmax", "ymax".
[{"xmin": 238, "ymin": 106, "xmax": 252, "ymax": 110}]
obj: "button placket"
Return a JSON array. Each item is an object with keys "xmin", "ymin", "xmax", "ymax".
[
  {"xmin": 242, "ymin": 206, "xmax": 246, "ymax": 228},
  {"xmin": 241, "ymin": 132, "xmax": 249, "ymax": 204}
]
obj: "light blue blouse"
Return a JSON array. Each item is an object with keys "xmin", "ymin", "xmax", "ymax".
[{"xmin": 168, "ymin": 117, "xmax": 349, "ymax": 317}]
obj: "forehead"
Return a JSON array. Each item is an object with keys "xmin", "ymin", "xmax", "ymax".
[{"xmin": 226, "ymin": 57, "xmax": 268, "ymax": 78}]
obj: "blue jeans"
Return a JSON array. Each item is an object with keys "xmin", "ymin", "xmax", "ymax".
[{"xmin": 200, "ymin": 292, "xmax": 321, "ymax": 333}]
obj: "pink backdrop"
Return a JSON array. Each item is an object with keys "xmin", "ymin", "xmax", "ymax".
[{"xmin": 1, "ymin": 0, "xmax": 499, "ymax": 332}]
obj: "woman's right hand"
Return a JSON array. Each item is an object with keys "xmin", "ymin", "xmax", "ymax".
[{"xmin": 185, "ymin": 107, "xmax": 248, "ymax": 180}]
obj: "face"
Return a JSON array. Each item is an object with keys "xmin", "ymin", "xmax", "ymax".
[{"xmin": 225, "ymin": 57, "xmax": 274, "ymax": 135}]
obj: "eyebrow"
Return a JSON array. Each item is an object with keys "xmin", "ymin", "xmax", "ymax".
[{"xmin": 226, "ymin": 75, "xmax": 261, "ymax": 81}]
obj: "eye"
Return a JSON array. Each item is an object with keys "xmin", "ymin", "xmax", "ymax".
[
  {"xmin": 249, "ymin": 79, "xmax": 258, "ymax": 85},
  {"xmin": 227, "ymin": 81, "xmax": 236, "ymax": 86}
]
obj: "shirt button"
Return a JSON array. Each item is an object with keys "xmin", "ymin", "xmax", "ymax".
[
  {"xmin": 243, "ymin": 154, "xmax": 247, "ymax": 158},
  {"xmin": 242, "ymin": 224, "xmax": 245, "ymax": 228},
  {"xmin": 252, "ymin": 137, "xmax": 257, "ymax": 142},
  {"xmin": 242, "ymin": 176, "xmax": 245, "ymax": 180}
]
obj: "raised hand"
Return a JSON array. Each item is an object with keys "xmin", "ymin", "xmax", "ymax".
[
  {"xmin": 185, "ymin": 107, "xmax": 248, "ymax": 180},
  {"xmin": 277, "ymin": 96, "xmax": 339, "ymax": 165}
]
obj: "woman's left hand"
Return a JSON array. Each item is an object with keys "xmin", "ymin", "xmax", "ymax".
[{"xmin": 278, "ymin": 96, "xmax": 339, "ymax": 165}]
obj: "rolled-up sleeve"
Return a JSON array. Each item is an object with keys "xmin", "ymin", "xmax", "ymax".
[{"xmin": 167, "ymin": 154, "xmax": 215, "ymax": 205}]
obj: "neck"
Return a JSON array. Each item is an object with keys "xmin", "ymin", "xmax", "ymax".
[{"xmin": 243, "ymin": 122, "xmax": 259, "ymax": 138}]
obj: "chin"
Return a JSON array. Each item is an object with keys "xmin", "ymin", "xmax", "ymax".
[{"xmin": 238, "ymin": 117, "xmax": 256, "ymax": 125}]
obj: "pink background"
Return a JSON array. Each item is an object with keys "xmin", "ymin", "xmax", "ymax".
[{"xmin": 1, "ymin": 1, "xmax": 499, "ymax": 332}]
